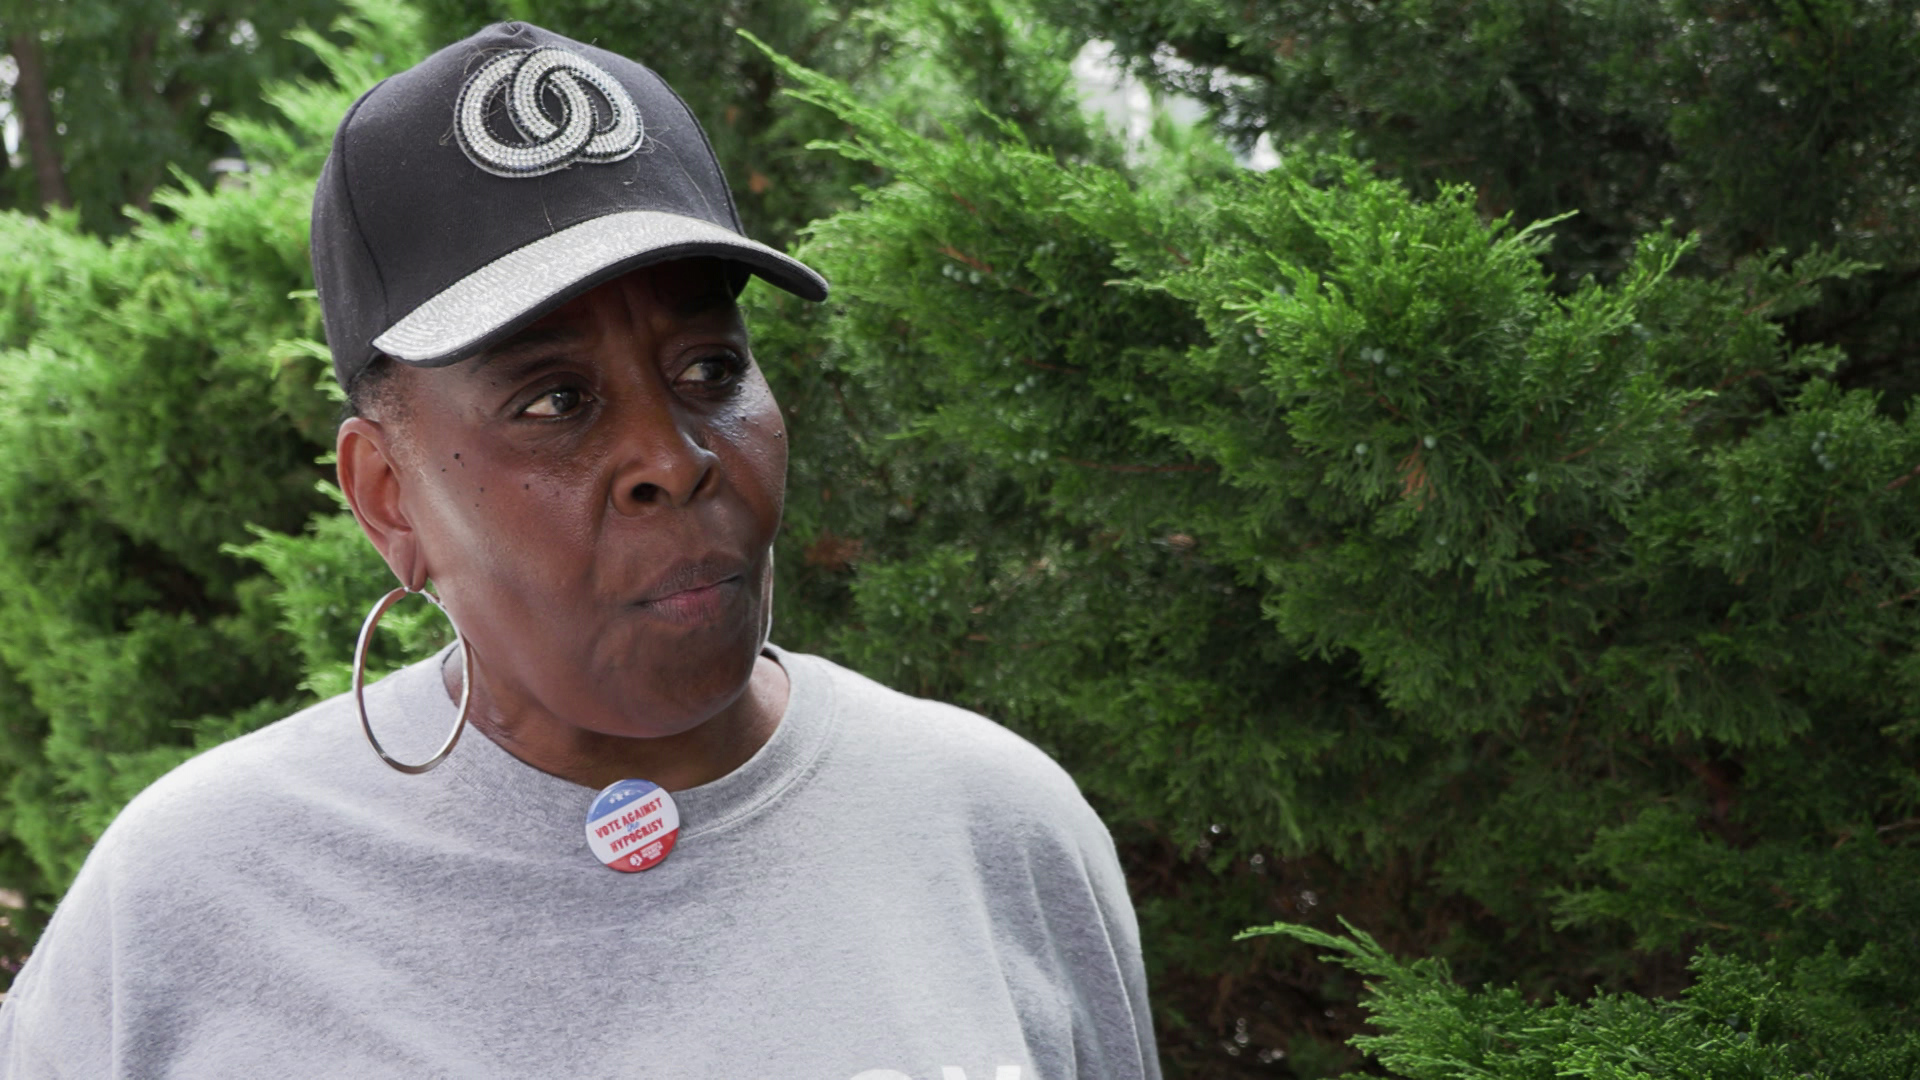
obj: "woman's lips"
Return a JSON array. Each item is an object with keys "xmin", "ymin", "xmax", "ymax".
[{"xmin": 637, "ymin": 576, "xmax": 743, "ymax": 625}]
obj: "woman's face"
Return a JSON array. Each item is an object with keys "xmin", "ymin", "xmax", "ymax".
[{"xmin": 342, "ymin": 259, "xmax": 786, "ymax": 742}]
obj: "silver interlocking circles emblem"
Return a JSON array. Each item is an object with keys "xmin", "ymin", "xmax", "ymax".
[{"xmin": 455, "ymin": 47, "xmax": 643, "ymax": 178}]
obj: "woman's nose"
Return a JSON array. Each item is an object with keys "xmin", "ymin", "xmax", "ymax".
[{"xmin": 608, "ymin": 397, "xmax": 719, "ymax": 513}]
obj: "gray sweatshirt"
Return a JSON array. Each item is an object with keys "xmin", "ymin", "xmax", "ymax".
[{"xmin": 0, "ymin": 647, "xmax": 1160, "ymax": 1079}]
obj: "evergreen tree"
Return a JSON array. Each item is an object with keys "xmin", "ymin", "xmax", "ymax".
[
  {"xmin": 1244, "ymin": 920, "xmax": 1920, "ymax": 1078},
  {"xmin": 0, "ymin": 0, "xmax": 426, "ymax": 961},
  {"xmin": 0, "ymin": 0, "xmax": 349, "ymax": 232},
  {"xmin": 747, "ymin": 38, "xmax": 1920, "ymax": 1075},
  {"xmin": 4, "ymin": 2, "xmax": 1919, "ymax": 1077},
  {"xmin": 1040, "ymin": 0, "xmax": 1920, "ymax": 401}
]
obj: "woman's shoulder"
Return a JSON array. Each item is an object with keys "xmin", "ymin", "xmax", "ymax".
[
  {"xmin": 90, "ymin": 690, "xmax": 356, "ymax": 862},
  {"xmin": 93, "ymin": 657, "xmax": 445, "ymax": 869}
]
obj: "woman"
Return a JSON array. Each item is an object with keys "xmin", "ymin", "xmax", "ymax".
[{"xmin": 0, "ymin": 22, "xmax": 1160, "ymax": 1079}]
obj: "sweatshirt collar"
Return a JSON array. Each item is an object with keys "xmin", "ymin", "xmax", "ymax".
[{"xmin": 373, "ymin": 643, "xmax": 835, "ymax": 847}]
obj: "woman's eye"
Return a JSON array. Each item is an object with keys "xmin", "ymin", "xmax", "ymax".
[
  {"xmin": 521, "ymin": 387, "xmax": 587, "ymax": 418},
  {"xmin": 679, "ymin": 352, "xmax": 746, "ymax": 388}
]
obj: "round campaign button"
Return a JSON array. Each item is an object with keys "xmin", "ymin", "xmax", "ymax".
[{"xmin": 584, "ymin": 779, "xmax": 680, "ymax": 872}]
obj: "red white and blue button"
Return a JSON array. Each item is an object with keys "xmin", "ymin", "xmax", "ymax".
[{"xmin": 584, "ymin": 779, "xmax": 680, "ymax": 872}]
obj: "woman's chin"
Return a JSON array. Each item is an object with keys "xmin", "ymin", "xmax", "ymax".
[{"xmin": 570, "ymin": 650, "xmax": 764, "ymax": 740}]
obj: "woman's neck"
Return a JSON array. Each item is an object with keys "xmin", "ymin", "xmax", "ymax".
[{"xmin": 442, "ymin": 647, "xmax": 790, "ymax": 792}]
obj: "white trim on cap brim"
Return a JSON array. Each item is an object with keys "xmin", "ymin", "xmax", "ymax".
[{"xmin": 371, "ymin": 209, "xmax": 829, "ymax": 364}]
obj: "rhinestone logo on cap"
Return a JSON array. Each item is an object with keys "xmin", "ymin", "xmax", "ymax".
[{"xmin": 454, "ymin": 47, "xmax": 643, "ymax": 178}]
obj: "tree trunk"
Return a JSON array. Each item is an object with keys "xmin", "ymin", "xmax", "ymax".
[
  {"xmin": 9, "ymin": 31, "xmax": 70, "ymax": 210},
  {"xmin": 125, "ymin": 28, "xmax": 158, "ymax": 212}
]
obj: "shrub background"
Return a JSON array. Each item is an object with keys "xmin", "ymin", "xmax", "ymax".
[{"xmin": 2, "ymin": 1, "xmax": 1917, "ymax": 1075}]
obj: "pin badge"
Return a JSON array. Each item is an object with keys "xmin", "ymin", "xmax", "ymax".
[{"xmin": 584, "ymin": 779, "xmax": 680, "ymax": 872}]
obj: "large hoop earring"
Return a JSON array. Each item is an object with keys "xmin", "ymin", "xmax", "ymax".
[
  {"xmin": 759, "ymin": 549, "xmax": 775, "ymax": 648},
  {"xmin": 352, "ymin": 585, "xmax": 472, "ymax": 774}
]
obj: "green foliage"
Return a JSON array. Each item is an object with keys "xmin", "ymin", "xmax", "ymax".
[
  {"xmin": 1040, "ymin": 0, "xmax": 1920, "ymax": 408},
  {"xmin": 0, "ymin": 0, "xmax": 349, "ymax": 232},
  {"xmin": 1555, "ymin": 805, "xmax": 1920, "ymax": 1021},
  {"xmin": 1241, "ymin": 921, "xmax": 1920, "ymax": 1078},
  {"xmin": 0, "ymin": 0, "xmax": 426, "ymax": 946},
  {"xmin": 756, "ymin": 42, "xmax": 1920, "ymax": 1073},
  {"xmin": 228, "ymin": 488, "xmax": 433, "ymax": 704}
]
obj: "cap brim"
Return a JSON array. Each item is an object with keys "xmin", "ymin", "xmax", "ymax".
[{"xmin": 370, "ymin": 209, "xmax": 829, "ymax": 365}]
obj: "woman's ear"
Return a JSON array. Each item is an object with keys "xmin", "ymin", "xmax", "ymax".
[{"xmin": 338, "ymin": 417, "xmax": 427, "ymax": 591}]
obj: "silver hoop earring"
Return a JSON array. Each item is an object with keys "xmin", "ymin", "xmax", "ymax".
[
  {"xmin": 760, "ymin": 549, "xmax": 776, "ymax": 648},
  {"xmin": 352, "ymin": 585, "xmax": 472, "ymax": 774}
]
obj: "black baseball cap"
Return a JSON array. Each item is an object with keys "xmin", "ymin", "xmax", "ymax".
[{"xmin": 311, "ymin": 21, "xmax": 828, "ymax": 389}]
